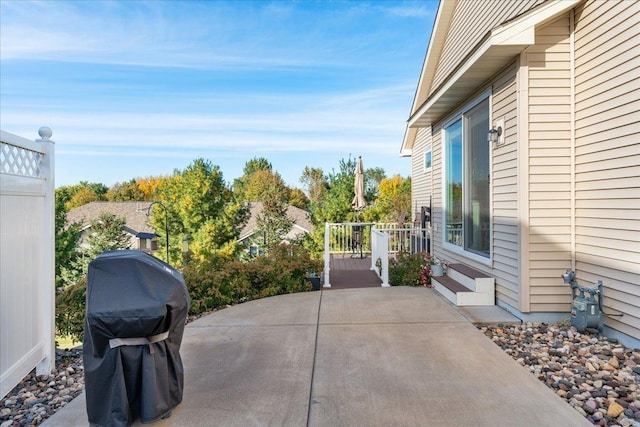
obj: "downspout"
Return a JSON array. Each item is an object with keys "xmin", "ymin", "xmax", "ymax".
[{"xmin": 570, "ymin": 8, "xmax": 576, "ymax": 271}]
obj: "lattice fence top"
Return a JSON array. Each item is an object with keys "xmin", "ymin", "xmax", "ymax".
[{"xmin": 1, "ymin": 142, "xmax": 45, "ymax": 178}]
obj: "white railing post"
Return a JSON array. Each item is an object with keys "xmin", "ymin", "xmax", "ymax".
[
  {"xmin": 36, "ymin": 127, "xmax": 55, "ymax": 376},
  {"xmin": 323, "ymin": 223, "xmax": 331, "ymax": 288}
]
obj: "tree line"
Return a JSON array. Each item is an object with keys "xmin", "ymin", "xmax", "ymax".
[
  {"xmin": 54, "ymin": 155, "xmax": 411, "ymax": 341},
  {"xmin": 56, "ymin": 155, "xmax": 411, "ymax": 280}
]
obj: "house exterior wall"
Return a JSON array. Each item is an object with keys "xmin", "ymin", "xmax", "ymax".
[
  {"xmin": 410, "ymin": 127, "xmax": 432, "ymax": 223},
  {"xmin": 427, "ymin": 63, "xmax": 521, "ymax": 308},
  {"xmin": 430, "ymin": 124, "xmax": 444, "ymax": 259},
  {"xmin": 524, "ymin": 15, "xmax": 573, "ymax": 312},
  {"xmin": 573, "ymin": 0, "xmax": 640, "ymax": 339},
  {"xmin": 491, "ymin": 60, "xmax": 520, "ymax": 309},
  {"xmin": 406, "ymin": 0, "xmax": 639, "ymax": 344},
  {"xmin": 430, "ymin": 0, "xmax": 545, "ymax": 93}
]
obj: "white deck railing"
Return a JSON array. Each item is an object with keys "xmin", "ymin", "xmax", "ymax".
[
  {"xmin": 323, "ymin": 222, "xmax": 430, "ymax": 288},
  {"xmin": 1, "ymin": 128, "xmax": 55, "ymax": 398},
  {"xmin": 446, "ymin": 223, "xmax": 463, "ymax": 246}
]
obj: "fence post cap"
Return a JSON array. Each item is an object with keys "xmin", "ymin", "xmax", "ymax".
[{"xmin": 37, "ymin": 127, "xmax": 52, "ymax": 141}]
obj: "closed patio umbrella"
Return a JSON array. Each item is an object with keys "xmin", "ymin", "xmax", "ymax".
[
  {"xmin": 351, "ymin": 156, "xmax": 366, "ymax": 258},
  {"xmin": 351, "ymin": 156, "xmax": 366, "ymax": 215}
]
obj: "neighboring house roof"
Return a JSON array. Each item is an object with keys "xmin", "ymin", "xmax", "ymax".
[
  {"xmin": 67, "ymin": 201, "xmax": 156, "ymax": 236},
  {"xmin": 400, "ymin": 0, "xmax": 581, "ymax": 156},
  {"xmin": 238, "ymin": 201, "xmax": 313, "ymax": 242}
]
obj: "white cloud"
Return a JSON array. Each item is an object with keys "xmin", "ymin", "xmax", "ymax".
[
  {"xmin": 0, "ymin": 1, "xmax": 353, "ymax": 70},
  {"xmin": 381, "ymin": 4, "xmax": 435, "ymax": 18}
]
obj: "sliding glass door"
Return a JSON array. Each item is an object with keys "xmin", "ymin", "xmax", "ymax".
[{"xmin": 444, "ymin": 98, "xmax": 490, "ymax": 258}]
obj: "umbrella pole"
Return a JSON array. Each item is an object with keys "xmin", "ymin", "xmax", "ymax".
[{"xmin": 355, "ymin": 210, "xmax": 363, "ymax": 259}]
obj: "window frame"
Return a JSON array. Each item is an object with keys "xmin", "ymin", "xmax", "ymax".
[
  {"xmin": 423, "ymin": 149, "xmax": 432, "ymax": 172},
  {"xmin": 440, "ymin": 90, "xmax": 492, "ymax": 265}
]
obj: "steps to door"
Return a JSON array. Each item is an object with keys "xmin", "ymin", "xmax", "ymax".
[{"xmin": 432, "ymin": 263, "xmax": 495, "ymax": 306}]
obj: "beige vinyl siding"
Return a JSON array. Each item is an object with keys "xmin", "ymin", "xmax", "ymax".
[
  {"xmin": 411, "ymin": 127, "xmax": 433, "ymax": 222},
  {"xmin": 525, "ymin": 15, "xmax": 573, "ymax": 312},
  {"xmin": 431, "ymin": 124, "xmax": 443, "ymax": 256},
  {"xmin": 430, "ymin": 0, "xmax": 545, "ymax": 94},
  {"xmin": 491, "ymin": 60, "xmax": 520, "ymax": 308},
  {"xmin": 574, "ymin": 0, "xmax": 640, "ymax": 337}
]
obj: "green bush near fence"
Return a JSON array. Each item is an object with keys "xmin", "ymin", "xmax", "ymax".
[
  {"xmin": 55, "ymin": 278, "xmax": 87, "ymax": 343},
  {"xmin": 55, "ymin": 244, "xmax": 322, "ymax": 343}
]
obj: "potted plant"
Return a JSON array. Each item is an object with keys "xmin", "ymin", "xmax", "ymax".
[{"xmin": 305, "ymin": 266, "xmax": 322, "ymax": 291}]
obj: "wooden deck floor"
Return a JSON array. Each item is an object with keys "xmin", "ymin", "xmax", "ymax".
[{"xmin": 328, "ymin": 254, "xmax": 381, "ymax": 289}]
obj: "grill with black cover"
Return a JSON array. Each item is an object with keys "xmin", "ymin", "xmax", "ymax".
[{"xmin": 83, "ymin": 250, "xmax": 190, "ymax": 426}]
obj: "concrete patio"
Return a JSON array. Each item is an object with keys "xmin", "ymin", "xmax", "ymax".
[{"xmin": 43, "ymin": 286, "xmax": 589, "ymax": 426}]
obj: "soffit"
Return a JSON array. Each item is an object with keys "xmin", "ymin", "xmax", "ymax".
[{"xmin": 401, "ymin": 0, "xmax": 581, "ymax": 155}]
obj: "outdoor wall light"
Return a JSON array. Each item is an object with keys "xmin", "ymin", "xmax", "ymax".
[{"xmin": 488, "ymin": 117, "xmax": 505, "ymax": 148}]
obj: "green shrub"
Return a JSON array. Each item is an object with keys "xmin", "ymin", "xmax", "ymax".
[
  {"xmin": 388, "ymin": 251, "xmax": 431, "ymax": 287},
  {"xmin": 184, "ymin": 244, "xmax": 322, "ymax": 315},
  {"xmin": 55, "ymin": 278, "xmax": 87, "ymax": 343},
  {"xmin": 54, "ymin": 245, "xmax": 324, "ymax": 336}
]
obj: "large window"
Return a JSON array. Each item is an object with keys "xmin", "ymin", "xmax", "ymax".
[{"xmin": 444, "ymin": 98, "xmax": 490, "ymax": 258}]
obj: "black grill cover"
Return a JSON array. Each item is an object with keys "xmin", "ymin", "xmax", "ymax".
[{"xmin": 83, "ymin": 250, "xmax": 190, "ymax": 426}]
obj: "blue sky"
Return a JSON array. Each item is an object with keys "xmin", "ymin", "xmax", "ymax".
[{"xmin": 0, "ymin": 0, "xmax": 436, "ymax": 189}]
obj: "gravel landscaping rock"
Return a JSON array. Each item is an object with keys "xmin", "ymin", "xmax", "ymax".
[
  {"xmin": 481, "ymin": 322, "xmax": 640, "ymax": 427},
  {"xmin": 0, "ymin": 349, "xmax": 83, "ymax": 426}
]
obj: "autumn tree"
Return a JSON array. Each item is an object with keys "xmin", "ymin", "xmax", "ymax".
[
  {"xmin": 241, "ymin": 169, "xmax": 286, "ymax": 202},
  {"xmin": 152, "ymin": 158, "xmax": 246, "ymax": 265},
  {"xmin": 234, "ymin": 157, "xmax": 309, "ymax": 211},
  {"xmin": 136, "ymin": 176, "xmax": 167, "ymax": 200},
  {"xmin": 375, "ymin": 175, "xmax": 412, "ymax": 224},
  {"xmin": 58, "ymin": 181, "xmax": 108, "ymax": 210},
  {"xmin": 233, "ymin": 157, "xmax": 273, "ymax": 199},
  {"xmin": 105, "ymin": 179, "xmax": 145, "ymax": 201},
  {"xmin": 288, "ymin": 188, "xmax": 310, "ymax": 210},
  {"xmin": 189, "ymin": 200, "xmax": 249, "ymax": 262},
  {"xmin": 300, "ymin": 166, "xmax": 326, "ymax": 203}
]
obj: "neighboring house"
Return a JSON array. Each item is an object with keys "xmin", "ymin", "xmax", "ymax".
[
  {"xmin": 67, "ymin": 201, "xmax": 158, "ymax": 253},
  {"xmin": 239, "ymin": 202, "xmax": 314, "ymax": 255},
  {"xmin": 402, "ymin": 0, "xmax": 639, "ymax": 346}
]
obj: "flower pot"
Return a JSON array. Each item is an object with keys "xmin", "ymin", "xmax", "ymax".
[
  {"xmin": 431, "ymin": 264, "xmax": 444, "ymax": 277},
  {"xmin": 306, "ymin": 277, "xmax": 321, "ymax": 291}
]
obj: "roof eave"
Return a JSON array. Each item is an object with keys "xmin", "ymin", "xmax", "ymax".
[{"xmin": 404, "ymin": 0, "xmax": 581, "ymax": 144}]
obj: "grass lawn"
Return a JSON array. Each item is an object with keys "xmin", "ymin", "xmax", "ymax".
[{"xmin": 56, "ymin": 335, "xmax": 81, "ymax": 350}]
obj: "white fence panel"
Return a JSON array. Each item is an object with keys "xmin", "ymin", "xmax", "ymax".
[
  {"xmin": 371, "ymin": 229, "xmax": 390, "ymax": 287},
  {"xmin": 1, "ymin": 128, "xmax": 55, "ymax": 398}
]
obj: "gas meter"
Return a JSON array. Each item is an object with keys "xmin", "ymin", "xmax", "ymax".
[{"xmin": 561, "ymin": 270, "xmax": 603, "ymax": 332}]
